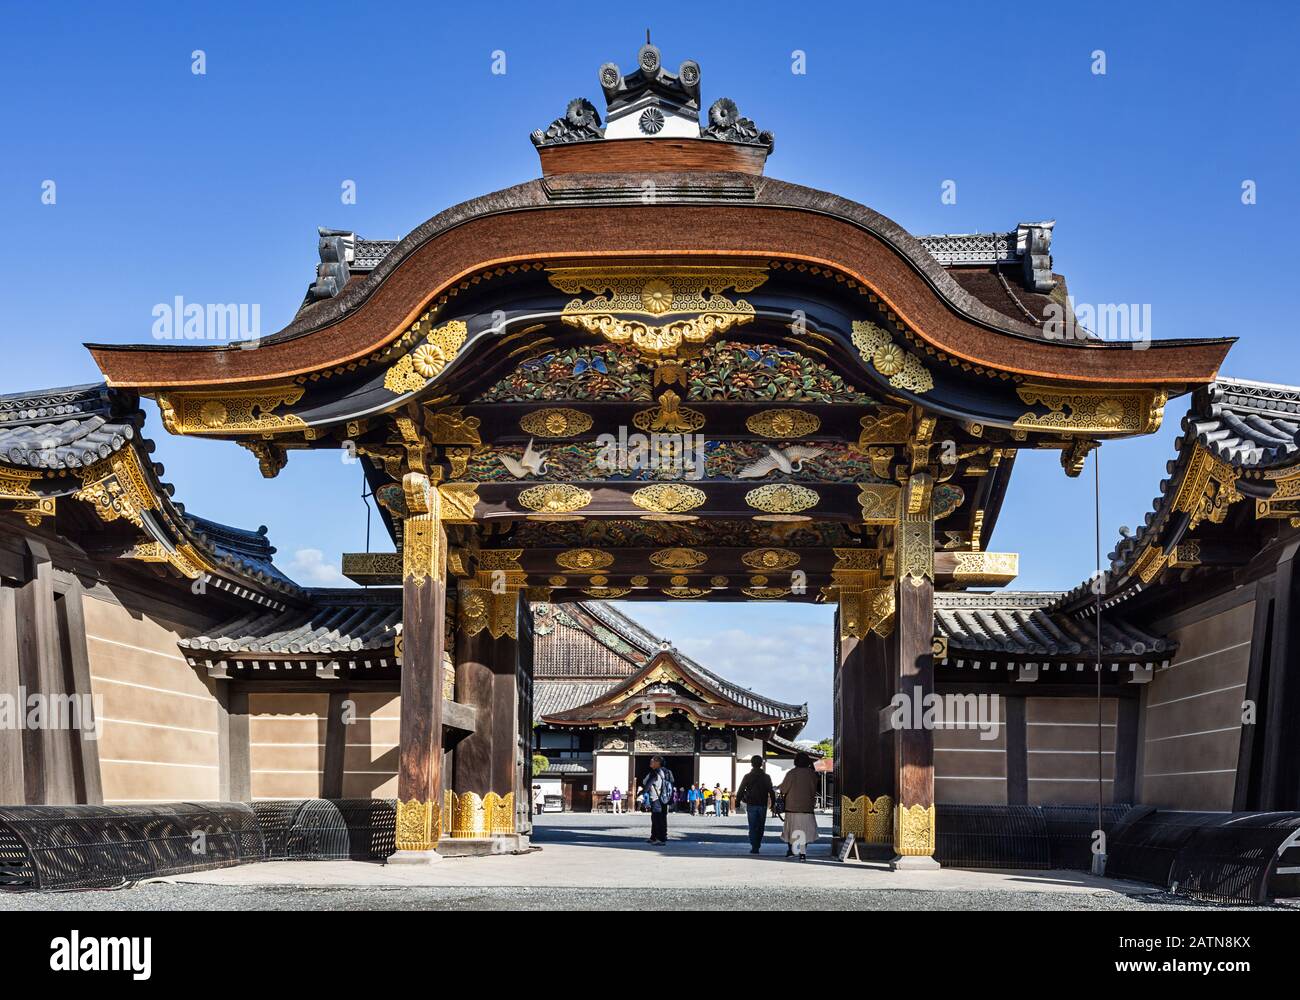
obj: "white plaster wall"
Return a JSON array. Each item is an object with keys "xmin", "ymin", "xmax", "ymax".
[
  {"xmin": 605, "ymin": 111, "xmax": 699, "ymax": 140},
  {"xmin": 595, "ymin": 754, "xmax": 629, "ymax": 793},
  {"xmin": 534, "ymin": 778, "xmax": 562, "ymax": 801},
  {"xmin": 698, "ymin": 755, "xmax": 733, "ymax": 791}
]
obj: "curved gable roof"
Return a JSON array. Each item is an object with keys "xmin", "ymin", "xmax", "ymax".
[{"xmin": 86, "ymin": 172, "xmax": 1230, "ymax": 389}]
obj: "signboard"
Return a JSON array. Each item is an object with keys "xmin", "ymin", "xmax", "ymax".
[
  {"xmin": 633, "ymin": 726, "xmax": 694, "ymax": 754},
  {"xmin": 838, "ymin": 833, "xmax": 859, "ymax": 862}
]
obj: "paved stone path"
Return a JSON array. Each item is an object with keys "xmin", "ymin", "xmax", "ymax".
[{"xmin": 2, "ymin": 812, "xmax": 1294, "ymax": 909}]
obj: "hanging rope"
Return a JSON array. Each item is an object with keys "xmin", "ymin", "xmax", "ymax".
[
  {"xmin": 1094, "ymin": 446, "xmax": 1104, "ymax": 843},
  {"xmin": 360, "ymin": 463, "xmax": 374, "ymax": 589}
]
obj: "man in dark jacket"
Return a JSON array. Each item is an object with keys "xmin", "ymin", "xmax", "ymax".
[
  {"xmin": 641, "ymin": 755, "xmax": 676, "ymax": 845},
  {"xmin": 735, "ymin": 755, "xmax": 777, "ymax": 854}
]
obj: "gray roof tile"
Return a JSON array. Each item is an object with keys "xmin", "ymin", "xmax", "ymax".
[{"xmin": 935, "ymin": 592, "xmax": 1171, "ymax": 659}]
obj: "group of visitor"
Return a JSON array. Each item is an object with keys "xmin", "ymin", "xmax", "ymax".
[
  {"xmin": 633, "ymin": 752, "xmax": 820, "ymax": 856},
  {"xmin": 684, "ymin": 782, "xmax": 731, "ymax": 815},
  {"xmin": 606, "ymin": 780, "xmax": 733, "ymax": 815}
]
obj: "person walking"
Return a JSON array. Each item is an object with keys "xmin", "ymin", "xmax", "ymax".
[
  {"xmin": 641, "ymin": 755, "xmax": 676, "ymax": 845},
  {"xmin": 778, "ymin": 752, "xmax": 820, "ymax": 860},
  {"xmin": 687, "ymin": 784, "xmax": 699, "ymax": 815},
  {"xmin": 720, "ymin": 787, "xmax": 730, "ymax": 817},
  {"xmin": 610, "ymin": 786, "xmax": 623, "ymax": 814},
  {"xmin": 735, "ymin": 755, "xmax": 776, "ymax": 854}
]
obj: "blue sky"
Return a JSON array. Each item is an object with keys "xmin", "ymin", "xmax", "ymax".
[{"xmin": 3, "ymin": 2, "xmax": 1296, "ymax": 738}]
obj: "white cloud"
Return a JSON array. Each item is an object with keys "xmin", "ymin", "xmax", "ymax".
[{"xmin": 286, "ymin": 547, "xmax": 345, "ymax": 585}]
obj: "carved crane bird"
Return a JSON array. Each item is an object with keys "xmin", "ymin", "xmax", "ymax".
[
  {"xmin": 497, "ymin": 438, "xmax": 549, "ymax": 478},
  {"xmin": 737, "ymin": 444, "xmax": 826, "ymax": 478}
]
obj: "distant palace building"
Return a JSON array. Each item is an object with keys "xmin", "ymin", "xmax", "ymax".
[{"xmin": 531, "ymin": 601, "xmax": 814, "ymax": 810}]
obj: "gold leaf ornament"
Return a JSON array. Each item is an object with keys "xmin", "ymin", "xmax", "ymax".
[
  {"xmin": 631, "ymin": 483, "xmax": 707, "ymax": 515},
  {"xmin": 520, "ymin": 408, "xmax": 594, "ymax": 438},
  {"xmin": 744, "ymin": 483, "xmax": 819, "ymax": 515},
  {"xmin": 851, "ymin": 320, "xmax": 933, "ymax": 394},
  {"xmin": 518, "ymin": 483, "xmax": 592, "ymax": 517},
  {"xmin": 384, "ymin": 320, "xmax": 469, "ymax": 395},
  {"xmin": 746, "ymin": 409, "xmax": 821, "ymax": 439}
]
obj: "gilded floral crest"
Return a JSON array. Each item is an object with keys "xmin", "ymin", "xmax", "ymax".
[
  {"xmin": 745, "ymin": 409, "xmax": 821, "ymax": 439},
  {"xmin": 556, "ymin": 548, "xmax": 614, "ymax": 571},
  {"xmin": 518, "ymin": 483, "xmax": 592, "ymax": 516},
  {"xmin": 631, "ymin": 483, "xmax": 706, "ymax": 515},
  {"xmin": 742, "ymin": 547, "xmax": 800, "ymax": 570},
  {"xmin": 519, "ymin": 407, "xmax": 594, "ymax": 438},
  {"xmin": 649, "ymin": 547, "xmax": 709, "ymax": 570},
  {"xmin": 384, "ymin": 319, "xmax": 469, "ymax": 395},
  {"xmin": 850, "ymin": 320, "xmax": 933, "ymax": 394},
  {"xmin": 744, "ymin": 483, "xmax": 819, "ymax": 514}
]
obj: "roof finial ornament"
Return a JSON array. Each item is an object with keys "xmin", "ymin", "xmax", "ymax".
[{"xmin": 529, "ymin": 41, "xmax": 772, "ymax": 152}]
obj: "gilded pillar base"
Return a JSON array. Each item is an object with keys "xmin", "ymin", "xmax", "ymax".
[
  {"xmin": 449, "ymin": 791, "xmax": 517, "ymax": 838},
  {"xmin": 838, "ymin": 794, "xmax": 894, "ymax": 845},
  {"xmin": 393, "ymin": 797, "xmax": 443, "ymax": 854},
  {"xmin": 892, "ymin": 802, "xmax": 938, "ymax": 863}
]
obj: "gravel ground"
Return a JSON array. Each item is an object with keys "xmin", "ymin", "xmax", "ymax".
[
  {"xmin": 4, "ymin": 882, "xmax": 1292, "ymax": 911},
  {"xmin": 4, "ymin": 875, "xmax": 1297, "ymax": 911}
]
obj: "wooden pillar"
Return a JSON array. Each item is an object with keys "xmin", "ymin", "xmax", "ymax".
[
  {"xmin": 1260, "ymin": 545, "xmax": 1300, "ymax": 810},
  {"xmin": 223, "ymin": 688, "xmax": 252, "ymax": 802},
  {"xmin": 321, "ymin": 690, "xmax": 349, "ymax": 800},
  {"xmin": 1004, "ymin": 695, "xmax": 1028, "ymax": 806},
  {"xmin": 392, "ymin": 474, "xmax": 447, "ymax": 861},
  {"xmin": 833, "ymin": 622, "xmax": 893, "ymax": 852},
  {"xmin": 891, "ymin": 477, "xmax": 937, "ymax": 866},
  {"xmin": 450, "ymin": 558, "xmax": 524, "ymax": 838},
  {"xmin": 1113, "ymin": 695, "xmax": 1139, "ymax": 805},
  {"xmin": 0, "ymin": 583, "xmax": 25, "ymax": 804},
  {"xmin": 1234, "ymin": 578, "xmax": 1274, "ymax": 811},
  {"xmin": 56, "ymin": 580, "xmax": 102, "ymax": 804},
  {"xmin": 15, "ymin": 540, "xmax": 77, "ymax": 804},
  {"xmin": 453, "ymin": 626, "xmax": 497, "ymax": 797}
]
